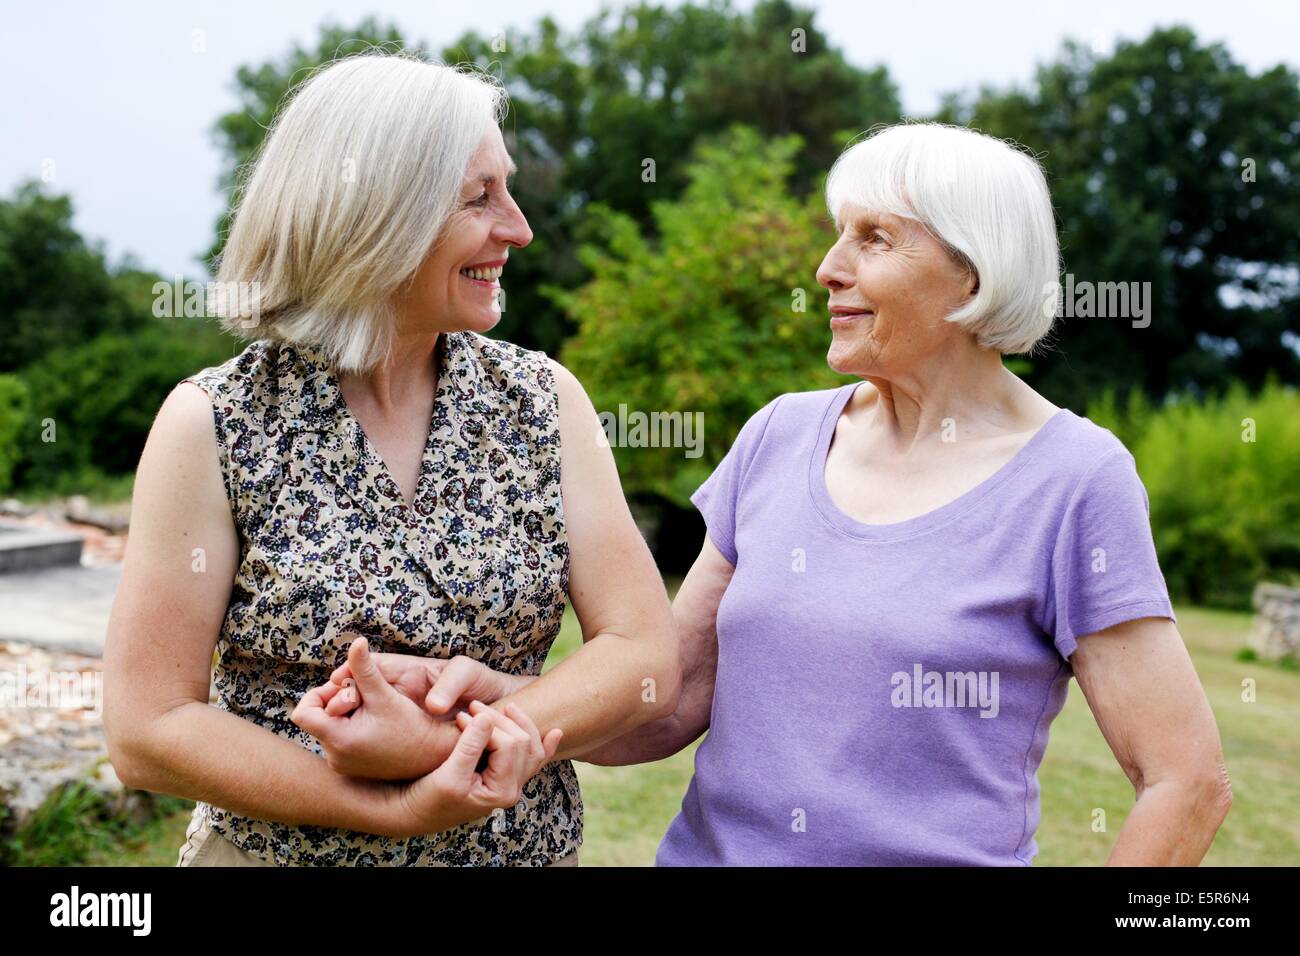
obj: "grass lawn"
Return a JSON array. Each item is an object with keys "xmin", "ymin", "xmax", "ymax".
[{"xmin": 94, "ymin": 598, "xmax": 1299, "ymax": 866}]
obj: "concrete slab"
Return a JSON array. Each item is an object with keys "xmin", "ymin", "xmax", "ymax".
[{"xmin": 0, "ymin": 564, "xmax": 122, "ymax": 657}]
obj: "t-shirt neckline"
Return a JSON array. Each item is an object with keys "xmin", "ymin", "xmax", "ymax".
[{"xmin": 807, "ymin": 382, "xmax": 1073, "ymax": 543}]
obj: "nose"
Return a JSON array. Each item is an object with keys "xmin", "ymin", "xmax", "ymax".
[
  {"xmin": 493, "ymin": 192, "xmax": 533, "ymax": 249},
  {"xmin": 816, "ymin": 239, "xmax": 852, "ymax": 291}
]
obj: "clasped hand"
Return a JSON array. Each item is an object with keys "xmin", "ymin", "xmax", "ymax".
[{"xmin": 290, "ymin": 637, "xmax": 557, "ymax": 835}]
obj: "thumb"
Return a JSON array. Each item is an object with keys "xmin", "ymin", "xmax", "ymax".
[
  {"xmin": 346, "ymin": 637, "xmax": 393, "ymax": 701},
  {"xmin": 442, "ymin": 711, "xmax": 494, "ymax": 783}
]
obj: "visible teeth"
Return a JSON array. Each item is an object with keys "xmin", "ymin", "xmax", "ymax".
[{"xmin": 460, "ymin": 265, "xmax": 503, "ymax": 281}]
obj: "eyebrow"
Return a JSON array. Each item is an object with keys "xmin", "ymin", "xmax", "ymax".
[
  {"xmin": 471, "ymin": 159, "xmax": 518, "ymax": 189},
  {"xmin": 850, "ymin": 212, "xmax": 899, "ymax": 231}
]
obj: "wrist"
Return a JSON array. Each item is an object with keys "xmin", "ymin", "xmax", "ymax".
[
  {"xmin": 341, "ymin": 776, "xmax": 415, "ymax": 838},
  {"xmin": 506, "ymin": 673, "xmax": 540, "ymax": 696}
]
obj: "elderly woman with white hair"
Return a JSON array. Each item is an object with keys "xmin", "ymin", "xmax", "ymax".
[
  {"xmin": 579, "ymin": 123, "xmax": 1234, "ymax": 865},
  {"xmin": 101, "ymin": 51, "xmax": 679, "ymax": 867}
]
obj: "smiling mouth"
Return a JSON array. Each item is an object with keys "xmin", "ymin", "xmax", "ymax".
[
  {"xmin": 459, "ymin": 261, "xmax": 505, "ymax": 285},
  {"xmin": 829, "ymin": 310, "xmax": 874, "ymax": 327}
]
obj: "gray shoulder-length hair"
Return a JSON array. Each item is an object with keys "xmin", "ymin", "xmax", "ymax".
[
  {"xmin": 825, "ymin": 122, "xmax": 1061, "ymax": 356},
  {"xmin": 211, "ymin": 50, "xmax": 507, "ymax": 372}
]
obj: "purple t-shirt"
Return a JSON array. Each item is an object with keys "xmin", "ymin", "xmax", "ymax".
[{"xmin": 656, "ymin": 383, "xmax": 1176, "ymax": 866}]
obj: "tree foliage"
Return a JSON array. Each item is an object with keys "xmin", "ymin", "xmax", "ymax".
[
  {"xmin": 559, "ymin": 126, "xmax": 847, "ymax": 507},
  {"xmin": 936, "ymin": 26, "xmax": 1300, "ymax": 404}
]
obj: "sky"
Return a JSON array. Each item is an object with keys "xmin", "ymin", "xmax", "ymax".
[{"xmin": 2, "ymin": 0, "xmax": 1297, "ymax": 280}]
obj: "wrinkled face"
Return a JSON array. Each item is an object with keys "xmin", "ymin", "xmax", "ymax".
[
  {"xmin": 394, "ymin": 126, "xmax": 533, "ymax": 335},
  {"xmin": 815, "ymin": 203, "xmax": 976, "ymax": 377}
]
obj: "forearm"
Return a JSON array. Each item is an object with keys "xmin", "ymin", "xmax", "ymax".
[
  {"xmin": 492, "ymin": 631, "xmax": 680, "ymax": 761},
  {"xmin": 1105, "ymin": 777, "xmax": 1232, "ymax": 865},
  {"xmin": 571, "ymin": 710, "xmax": 702, "ymax": 765},
  {"xmin": 570, "ymin": 661, "xmax": 712, "ymax": 764},
  {"xmin": 113, "ymin": 701, "xmax": 409, "ymax": 838}
]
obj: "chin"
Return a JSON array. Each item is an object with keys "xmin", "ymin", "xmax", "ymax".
[
  {"xmin": 826, "ymin": 340, "xmax": 856, "ymax": 375},
  {"xmin": 827, "ymin": 338, "xmax": 883, "ymax": 377},
  {"xmin": 454, "ymin": 308, "xmax": 504, "ymax": 334}
]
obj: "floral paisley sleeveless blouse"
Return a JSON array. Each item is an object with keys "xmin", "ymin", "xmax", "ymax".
[{"xmin": 180, "ymin": 331, "xmax": 581, "ymax": 866}]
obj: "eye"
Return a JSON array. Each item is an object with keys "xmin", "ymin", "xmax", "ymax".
[{"xmin": 468, "ymin": 191, "xmax": 490, "ymax": 208}]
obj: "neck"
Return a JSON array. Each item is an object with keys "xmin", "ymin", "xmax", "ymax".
[
  {"xmin": 341, "ymin": 328, "xmax": 442, "ymax": 414},
  {"xmin": 855, "ymin": 342, "xmax": 1026, "ymax": 451}
]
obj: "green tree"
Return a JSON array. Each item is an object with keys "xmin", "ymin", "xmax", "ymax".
[
  {"xmin": 559, "ymin": 126, "xmax": 846, "ymax": 508},
  {"xmin": 205, "ymin": 4, "xmax": 900, "ymax": 355},
  {"xmin": 936, "ymin": 26, "xmax": 1300, "ymax": 407},
  {"xmin": 0, "ymin": 375, "xmax": 31, "ymax": 492},
  {"xmin": 15, "ymin": 324, "xmax": 234, "ymax": 492},
  {"xmin": 0, "ymin": 181, "xmax": 140, "ymax": 373},
  {"xmin": 444, "ymin": 0, "xmax": 900, "ymax": 351}
]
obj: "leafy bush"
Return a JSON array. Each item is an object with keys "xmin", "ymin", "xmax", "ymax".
[
  {"xmin": 0, "ymin": 374, "xmax": 31, "ymax": 493},
  {"xmin": 559, "ymin": 125, "xmax": 849, "ymax": 508},
  {"xmin": 1090, "ymin": 380, "xmax": 1300, "ymax": 609},
  {"xmin": 13, "ymin": 322, "xmax": 236, "ymax": 493}
]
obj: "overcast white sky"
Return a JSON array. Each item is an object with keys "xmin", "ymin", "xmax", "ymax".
[{"xmin": 2, "ymin": 0, "xmax": 1297, "ymax": 279}]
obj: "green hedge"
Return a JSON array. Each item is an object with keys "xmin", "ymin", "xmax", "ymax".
[
  {"xmin": 1089, "ymin": 380, "xmax": 1300, "ymax": 609},
  {"xmin": 12, "ymin": 323, "xmax": 235, "ymax": 495},
  {"xmin": 0, "ymin": 374, "xmax": 31, "ymax": 493}
]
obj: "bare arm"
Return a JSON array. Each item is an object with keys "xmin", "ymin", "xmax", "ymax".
[
  {"xmin": 483, "ymin": 360, "xmax": 682, "ymax": 759},
  {"xmin": 102, "ymin": 384, "xmax": 407, "ymax": 836},
  {"xmin": 1070, "ymin": 616, "xmax": 1233, "ymax": 865},
  {"xmin": 576, "ymin": 535, "xmax": 732, "ymax": 766}
]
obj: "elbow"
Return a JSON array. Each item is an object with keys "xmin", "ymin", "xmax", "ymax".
[
  {"xmin": 102, "ymin": 706, "xmax": 166, "ymax": 792},
  {"xmin": 103, "ymin": 728, "xmax": 152, "ymax": 791},
  {"xmin": 651, "ymin": 640, "xmax": 683, "ymax": 723},
  {"xmin": 1204, "ymin": 761, "xmax": 1233, "ymax": 827},
  {"xmin": 622, "ymin": 638, "xmax": 681, "ymax": 727},
  {"xmin": 1175, "ymin": 758, "xmax": 1232, "ymax": 833}
]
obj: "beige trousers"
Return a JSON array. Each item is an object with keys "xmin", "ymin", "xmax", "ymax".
[{"xmin": 176, "ymin": 813, "xmax": 578, "ymax": 867}]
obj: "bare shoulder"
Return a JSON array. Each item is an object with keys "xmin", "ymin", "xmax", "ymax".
[
  {"xmin": 545, "ymin": 356, "xmax": 599, "ymax": 434},
  {"xmin": 131, "ymin": 382, "xmax": 231, "ymax": 529},
  {"xmin": 545, "ymin": 355, "xmax": 586, "ymax": 400},
  {"xmin": 147, "ymin": 381, "xmax": 223, "ymax": 461}
]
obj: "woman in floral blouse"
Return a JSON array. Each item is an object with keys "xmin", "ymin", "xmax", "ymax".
[{"xmin": 102, "ymin": 51, "xmax": 680, "ymax": 867}]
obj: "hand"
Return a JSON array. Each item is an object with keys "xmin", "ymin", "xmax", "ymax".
[
  {"xmin": 393, "ymin": 700, "xmax": 563, "ymax": 836},
  {"xmin": 326, "ymin": 653, "xmax": 536, "ymax": 719},
  {"xmin": 292, "ymin": 637, "xmax": 458, "ymax": 780}
]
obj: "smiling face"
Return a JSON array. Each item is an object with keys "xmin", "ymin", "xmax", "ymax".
[
  {"xmin": 393, "ymin": 126, "xmax": 533, "ymax": 336},
  {"xmin": 816, "ymin": 203, "xmax": 978, "ymax": 377}
]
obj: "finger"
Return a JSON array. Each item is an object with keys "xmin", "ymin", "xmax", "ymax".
[
  {"xmin": 425, "ymin": 658, "xmax": 481, "ymax": 715},
  {"xmin": 482, "ymin": 722, "xmax": 527, "ymax": 800},
  {"xmin": 347, "ymin": 637, "xmax": 395, "ymax": 702},
  {"xmin": 453, "ymin": 710, "xmax": 512, "ymax": 762},
  {"xmin": 324, "ymin": 679, "xmax": 360, "ymax": 717},
  {"xmin": 290, "ymin": 684, "xmax": 335, "ymax": 739},
  {"xmin": 488, "ymin": 706, "xmax": 529, "ymax": 787},
  {"xmin": 468, "ymin": 700, "xmax": 528, "ymax": 744},
  {"xmin": 503, "ymin": 702, "xmax": 544, "ymax": 755},
  {"xmin": 334, "ymin": 653, "xmax": 395, "ymax": 685},
  {"xmin": 329, "ymin": 662, "xmax": 353, "ymax": 685},
  {"xmin": 541, "ymin": 728, "xmax": 563, "ymax": 761},
  {"xmin": 291, "ymin": 682, "xmax": 330, "ymax": 724},
  {"xmin": 442, "ymin": 711, "xmax": 496, "ymax": 781}
]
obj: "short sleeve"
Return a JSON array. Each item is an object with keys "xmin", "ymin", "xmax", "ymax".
[
  {"xmin": 690, "ymin": 396, "xmax": 784, "ymax": 566},
  {"xmin": 1049, "ymin": 449, "xmax": 1176, "ymax": 660}
]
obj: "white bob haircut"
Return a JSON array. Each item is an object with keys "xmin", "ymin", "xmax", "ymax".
[
  {"xmin": 824, "ymin": 122, "xmax": 1060, "ymax": 355},
  {"xmin": 212, "ymin": 50, "xmax": 508, "ymax": 372}
]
